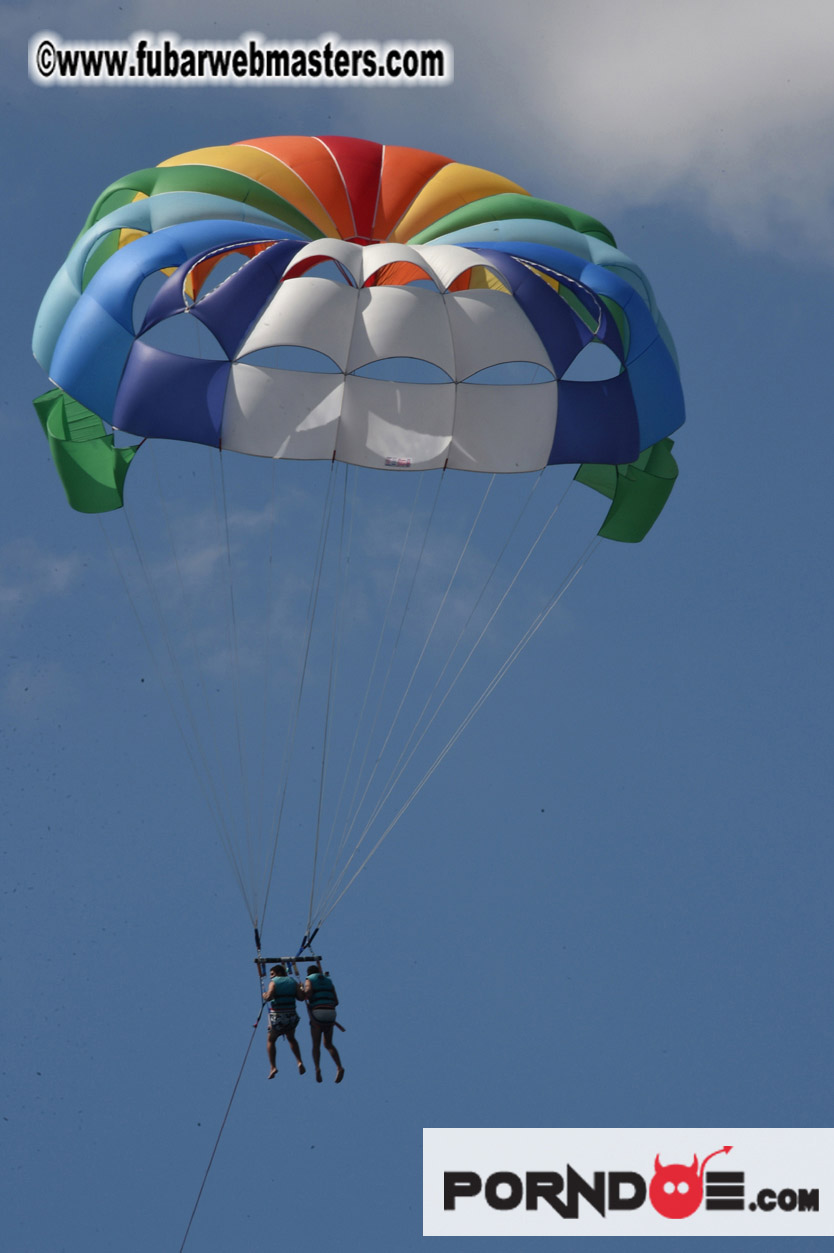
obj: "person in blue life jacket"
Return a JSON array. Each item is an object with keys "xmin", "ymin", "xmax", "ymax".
[
  {"xmin": 263, "ymin": 964, "xmax": 306, "ymax": 1080},
  {"xmin": 303, "ymin": 962, "xmax": 345, "ymax": 1084}
]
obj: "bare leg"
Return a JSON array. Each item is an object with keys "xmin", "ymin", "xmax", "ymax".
[
  {"xmin": 286, "ymin": 1029, "xmax": 306, "ymax": 1074},
  {"xmin": 323, "ymin": 1026, "xmax": 344, "ymax": 1082},
  {"xmin": 310, "ymin": 1021, "xmax": 323, "ymax": 1081},
  {"xmin": 267, "ymin": 1034, "xmax": 278, "ymax": 1079}
]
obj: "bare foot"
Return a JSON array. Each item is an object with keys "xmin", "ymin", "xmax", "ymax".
[
  {"xmin": 268, "ymin": 1068, "xmax": 278, "ymax": 1080},
  {"xmin": 298, "ymin": 1062, "xmax": 306, "ymax": 1075},
  {"xmin": 335, "ymin": 1067, "xmax": 345, "ymax": 1084},
  {"xmin": 315, "ymin": 1070, "xmax": 323, "ymax": 1083}
]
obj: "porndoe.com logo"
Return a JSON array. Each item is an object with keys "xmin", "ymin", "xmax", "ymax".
[{"xmin": 423, "ymin": 1128, "xmax": 833, "ymax": 1237}]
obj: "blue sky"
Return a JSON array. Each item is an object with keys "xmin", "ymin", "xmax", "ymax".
[{"xmin": 2, "ymin": 3, "xmax": 832, "ymax": 1250}]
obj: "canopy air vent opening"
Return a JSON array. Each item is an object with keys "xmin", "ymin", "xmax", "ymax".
[{"xmin": 560, "ymin": 342, "xmax": 622, "ymax": 382}]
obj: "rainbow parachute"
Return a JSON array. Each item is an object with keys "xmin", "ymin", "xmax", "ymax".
[{"xmin": 33, "ymin": 134, "xmax": 683, "ymax": 540}]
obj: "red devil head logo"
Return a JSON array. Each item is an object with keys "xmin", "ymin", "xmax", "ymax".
[{"xmin": 649, "ymin": 1147, "xmax": 732, "ymax": 1219}]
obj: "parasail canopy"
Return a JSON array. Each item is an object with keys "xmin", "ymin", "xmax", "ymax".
[{"xmin": 34, "ymin": 134, "xmax": 683, "ymax": 542}]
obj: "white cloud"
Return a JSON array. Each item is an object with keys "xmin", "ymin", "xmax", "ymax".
[
  {"xmin": 0, "ymin": 539, "xmax": 82, "ymax": 612},
  {"xmin": 506, "ymin": 1, "xmax": 834, "ymax": 253},
  {"xmin": 14, "ymin": 0, "xmax": 834, "ymax": 258}
]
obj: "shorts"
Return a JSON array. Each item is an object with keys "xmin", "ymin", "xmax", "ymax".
[
  {"xmin": 310, "ymin": 1007, "xmax": 337, "ymax": 1025},
  {"xmin": 267, "ymin": 1010, "xmax": 299, "ymax": 1042}
]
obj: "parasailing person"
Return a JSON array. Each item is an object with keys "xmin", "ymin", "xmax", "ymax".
[{"xmin": 263, "ymin": 963, "xmax": 306, "ymax": 1080}]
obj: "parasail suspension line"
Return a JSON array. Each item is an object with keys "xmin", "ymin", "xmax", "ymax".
[
  {"xmin": 259, "ymin": 459, "xmax": 341, "ymax": 933},
  {"xmin": 178, "ymin": 1013, "xmax": 262, "ymax": 1253},
  {"xmin": 320, "ymin": 474, "xmax": 574, "ymax": 914},
  {"xmin": 317, "ymin": 468, "xmax": 545, "ymax": 918},
  {"xmin": 255, "ymin": 459, "xmax": 280, "ymax": 866},
  {"xmin": 218, "ymin": 451, "xmax": 257, "ymax": 915},
  {"xmin": 336, "ymin": 471, "xmax": 496, "ymax": 866},
  {"xmin": 315, "ymin": 534, "xmax": 601, "ymax": 926},
  {"xmin": 349, "ymin": 475, "xmax": 576, "ymax": 852},
  {"xmin": 327, "ymin": 468, "xmax": 447, "ymax": 879},
  {"xmin": 321, "ymin": 470, "xmax": 426, "ymax": 879},
  {"xmin": 307, "ymin": 463, "xmax": 351, "ymax": 936},
  {"xmin": 146, "ymin": 443, "xmax": 240, "ymax": 871},
  {"xmin": 357, "ymin": 468, "xmax": 547, "ymax": 844},
  {"xmin": 98, "ymin": 511, "xmax": 253, "ymax": 920}
]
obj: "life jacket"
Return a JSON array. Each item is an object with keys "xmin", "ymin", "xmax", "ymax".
[
  {"xmin": 307, "ymin": 972, "xmax": 336, "ymax": 1008},
  {"xmin": 268, "ymin": 975, "xmax": 299, "ymax": 1013}
]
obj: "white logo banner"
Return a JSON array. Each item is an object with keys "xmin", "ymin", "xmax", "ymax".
[{"xmin": 424, "ymin": 1127, "xmax": 833, "ymax": 1237}]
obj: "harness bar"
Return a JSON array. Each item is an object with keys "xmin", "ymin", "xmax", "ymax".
[
  {"xmin": 255, "ymin": 955, "xmax": 323, "ymax": 978},
  {"xmin": 256, "ymin": 956, "xmax": 323, "ymax": 964}
]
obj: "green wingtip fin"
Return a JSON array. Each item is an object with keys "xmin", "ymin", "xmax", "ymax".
[
  {"xmin": 575, "ymin": 437, "xmax": 678, "ymax": 543},
  {"xmin": 34, "ymin": 388, "xmax": 139, "ymax": 514}
]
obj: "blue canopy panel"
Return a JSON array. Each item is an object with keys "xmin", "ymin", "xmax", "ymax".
[
  {"xmin": 550, "ymin": 375, "xmax": 640, "ymax": 465},
  {"xmin": 45, "ymin": 221, "xmax": 298, "ymax": 423},
  {"xmin": 467, "ymin": 247, "xmax": 594, "ymax": 376},
  {"xmin": 33, "ymin": 194, "xmax": 306, "ymax": 374},
  {"xmin": 113, "ymin": 344, "xmax": 229, "ymax": 447},
  {"xmin": 473, "ymin": 240, "xmax": 684, "ymax": 462},
  {"xmin": 429, "ymin": 218, "xmax": 658, "ymax": 314},
  {"xmin": 137, "ymin": 238, "xmax": 305, "ymax": 353}
]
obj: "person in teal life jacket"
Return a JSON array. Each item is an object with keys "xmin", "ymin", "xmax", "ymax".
[
  {"xmin": 303, "ymin": 962, "xmax": 345, "ymax": 1084},
  {"xmin": 263, "ymin": 963, "xmax": 306, "ymax": 1080}
]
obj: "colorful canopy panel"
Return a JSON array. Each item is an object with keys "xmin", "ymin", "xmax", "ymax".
[{"xmin": 33, "ymin": 135, "xmax": 683, "ymax": 539}]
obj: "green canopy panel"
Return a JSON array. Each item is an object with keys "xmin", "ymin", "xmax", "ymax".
[
  {"xmin": 575, "ymin": 437, "xmax": 678, "ymax": 543},
  {"xmin": 34, "ymin": 388, "xmax": 139, "ymax": 513}
]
